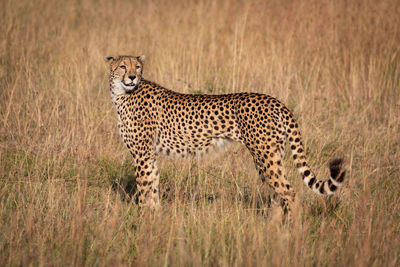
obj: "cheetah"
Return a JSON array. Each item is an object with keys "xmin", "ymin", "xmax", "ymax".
[{"xmin": 105, "ymin": 55, "xmax": 345, "ymax": 215}]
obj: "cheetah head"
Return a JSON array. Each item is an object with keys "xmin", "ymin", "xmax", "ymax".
[{"xmin": 105, "ymin": 55, "xmax": 145, "ymax": 95}]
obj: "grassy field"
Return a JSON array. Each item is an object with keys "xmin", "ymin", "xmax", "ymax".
[{"xmin": 1, "ymin": 0, "xmax": 400, "ymax": 265}]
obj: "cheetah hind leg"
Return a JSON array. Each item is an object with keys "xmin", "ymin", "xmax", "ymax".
[{"xmin": 252, "ymin": 150, "xmax": 297, "ymax": 222}]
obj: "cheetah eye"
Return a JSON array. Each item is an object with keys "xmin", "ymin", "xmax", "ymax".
[
  {"xmin": 120, "ymin": 65, "xmax": 127, "ymax": 70},
  {"xmin": 136, "ymin": 65, "xmax": 141, "ymax": 70}
]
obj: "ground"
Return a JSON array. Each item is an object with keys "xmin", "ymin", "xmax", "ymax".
[{"xmin": 0, "ymin": 0, "xmax": 400, "ymax": 266}]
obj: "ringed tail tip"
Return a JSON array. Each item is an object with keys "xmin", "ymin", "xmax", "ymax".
[{"xmin": 328, "ymin": 158, "xmax": 346, "ymax": 191}]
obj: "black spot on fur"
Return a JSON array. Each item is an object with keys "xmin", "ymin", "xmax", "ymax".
[{"xmin": 319, "ymin": 184, "xmax": 325, "ymax": 194}]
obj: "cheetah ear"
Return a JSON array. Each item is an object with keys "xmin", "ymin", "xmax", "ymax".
[
  {"xmin": 104, "ymin": 56, "xmax": 115, "ymax": 63},
  {"xmin": 138, "ymin": 55, "xmax": 146, "ymax": 63}
]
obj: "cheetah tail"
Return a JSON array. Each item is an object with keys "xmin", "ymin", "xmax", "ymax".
[{"xmin": 288, "ymin": 130, "xmax": 346, "ymax": 195}]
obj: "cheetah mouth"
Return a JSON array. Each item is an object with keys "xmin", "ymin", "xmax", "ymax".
[
  {"xmin": 122, "ymin": 82, "xmax": 137, "ymax": 90},
  {"xmin": 123, "ymin": 82, "xmax": 135, "ymax": 87}
]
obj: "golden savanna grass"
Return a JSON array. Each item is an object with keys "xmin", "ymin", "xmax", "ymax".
[{"xmin": 1, "ymin": 0, "xmax": 400, "ymax": 265}]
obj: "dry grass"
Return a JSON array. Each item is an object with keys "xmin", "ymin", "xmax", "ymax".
[{"xmin": 1, "ymin": 0, "xmax": 400, "ymax": 265}]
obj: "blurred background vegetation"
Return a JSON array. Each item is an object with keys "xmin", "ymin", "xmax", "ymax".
[{"xmin": 0, "ymin": 0, "xmax": 399, "ymax": 265}]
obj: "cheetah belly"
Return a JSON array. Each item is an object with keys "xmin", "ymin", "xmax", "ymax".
[{"xmin": 154, "ymin": 131, "xmax": 235, "ymax": 158}]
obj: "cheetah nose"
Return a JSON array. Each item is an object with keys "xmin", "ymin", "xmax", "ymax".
[{"xmin": 128, "ymin": 75, "xmax": 136, "ymax": 80}]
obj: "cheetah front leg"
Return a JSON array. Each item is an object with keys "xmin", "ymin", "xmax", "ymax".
[
  {"xmin": 125, "ymin": 123, "xmax": 160, "ymax": 210},
  {"xmin": 133, "ymin": 153, "xmax": 160, "ymax": 209}
]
